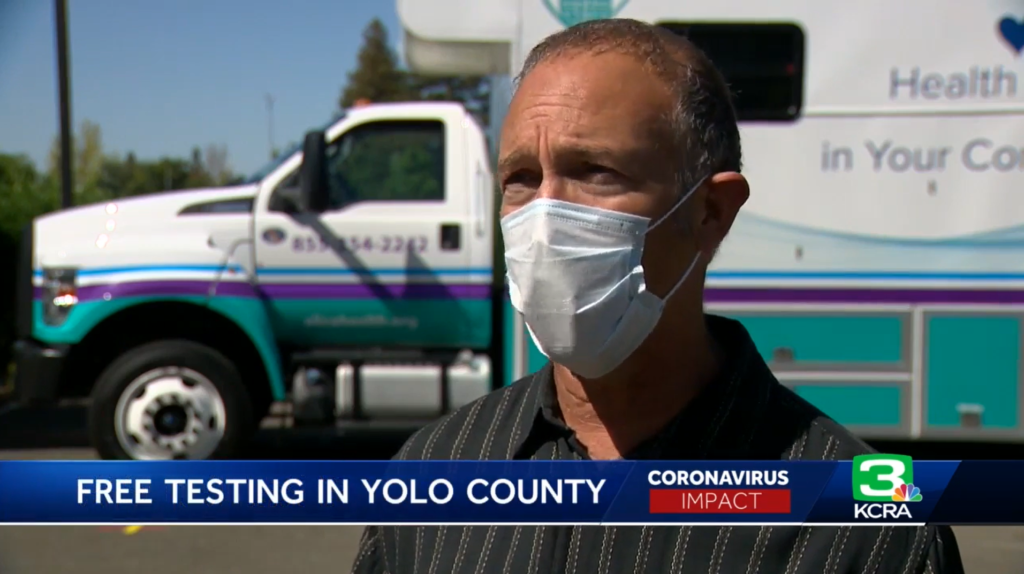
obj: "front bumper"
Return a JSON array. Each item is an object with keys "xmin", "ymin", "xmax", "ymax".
[
  {"xmin": 10, "ymin": 340, "xmax": 68, "ymax": 404},
  {"xmin": 8, "ymin": 223, "xmax": 66, "ymax": 404}
]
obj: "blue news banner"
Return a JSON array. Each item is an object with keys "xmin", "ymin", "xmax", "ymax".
[{"xmin": 0, "ymin": 457, "xmax": 1020, "ymax": 524}]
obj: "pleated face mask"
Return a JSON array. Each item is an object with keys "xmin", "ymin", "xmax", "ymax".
[{"xmin": 502, "ymin": 178, "xmax": 704, "ymax": 378}]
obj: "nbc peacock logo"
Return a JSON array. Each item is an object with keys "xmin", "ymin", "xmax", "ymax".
[{"xmin": 891, "ymin": 482, "xmax": 923, "ymax": 503}]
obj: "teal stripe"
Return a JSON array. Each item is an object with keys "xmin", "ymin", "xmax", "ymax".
[
  {"xmin": 34, "ymin": 296, "xmax": 287, "ymax": 401},
  {"xmin": 268, "ymin": 299, "xmax": 492, "ymax": 348}
]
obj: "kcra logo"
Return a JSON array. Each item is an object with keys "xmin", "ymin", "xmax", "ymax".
[{"xmin": 851, "ymin": 454, "xmax": 921, "ymax": 520}]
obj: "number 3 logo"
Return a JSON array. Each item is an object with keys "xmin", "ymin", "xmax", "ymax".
[{"xmin": 852, "ymin": 454, "xmax": 915, "ymax": 502}]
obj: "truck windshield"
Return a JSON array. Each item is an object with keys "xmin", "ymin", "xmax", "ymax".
[
  {"xmin": 244, "ymin": 142, "xmax": 301, "ymax": 184},
  {"xmin": 243, "ymin": 113, "xmax": 345, "ymax": 184}
]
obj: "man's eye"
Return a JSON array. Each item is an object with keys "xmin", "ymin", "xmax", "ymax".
[
  {"xmin": 501, "ymin": 183, "xmax": 527, "ymax": 196},
  {"xmin": 501, "ymin": 171, "xmax": 540, "ymax": 192},
  {"xmin": 581, "ymin": 164, "xmax": 621, "ymax": 184}
]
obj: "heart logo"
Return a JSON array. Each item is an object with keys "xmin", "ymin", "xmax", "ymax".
[
  {"xmin": 998, "ymin": 15, "xmax": 1024, "ymax": 54},
  {"xmin": 543, "ymin": 0, "xmax": 631, "ymax": 28}
]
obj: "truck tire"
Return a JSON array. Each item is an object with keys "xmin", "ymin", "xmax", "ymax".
[{"xmin": 88, "ymin": 340, "xmax": 255, "ymax": 460}]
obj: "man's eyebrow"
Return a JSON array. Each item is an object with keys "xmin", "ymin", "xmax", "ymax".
[
  {"xmin": 497, "ymin": 149, "xmax": 535, "ymax": 176},
  {"xmin": 558, "ymin": 145, "xmax": 622, "ymax": 163},
  {"xmin": 498, "ymin": 143, "xmax": 659, "ymax": 176},
  {"xmin": 557, "ymin": 144, "xmax": 661, "ymax": 172}
]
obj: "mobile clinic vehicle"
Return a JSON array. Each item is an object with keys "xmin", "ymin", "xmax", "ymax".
[
  {"xmin": 12, "ymin": 0, "xmax": 1024, "ymax": 461},
  {"xmin": 400, "ymin": 0, "xmax": 1024, "ymax": 443},
  {"xmin": 12, "ymin": 101, "xmax": 505, "ymax": 460}
]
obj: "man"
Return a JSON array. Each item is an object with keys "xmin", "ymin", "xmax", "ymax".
[{"xmin": 352, "ymin": 18, "xmax": 964, "ymax": 574}]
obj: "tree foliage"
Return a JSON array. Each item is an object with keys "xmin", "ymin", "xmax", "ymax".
[
  {"xmin": 339, "ymin": 19, "xmax": 492, "ymax": 128},
  {"xmin": 0, "ymin": 123, "xmax": 244, "ymax": 369},
  {"xmin": 0, "ymin": 154, "xmax": 57, "ymax": 238},
  {"xmin": 40, "ymin": 122, "xmax": 241, "ymax": 205},
  {"xmin": 339, "ymin": 19, "xmax": 412, "ymax": 107}
]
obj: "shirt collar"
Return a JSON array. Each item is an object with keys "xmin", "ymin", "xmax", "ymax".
[{"xmin": 511, "ymin": 314, "xmax": 775, "ymax": 460}]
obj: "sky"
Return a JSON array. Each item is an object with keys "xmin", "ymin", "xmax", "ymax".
[{"xmin": 0, "ymin": 0, "xmax": 403, "ymax": 179}]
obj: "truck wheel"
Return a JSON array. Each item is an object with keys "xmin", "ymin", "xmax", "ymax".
[{"xmin": 88, "ymin": 340, "xmax": 255, "ymax": 460}]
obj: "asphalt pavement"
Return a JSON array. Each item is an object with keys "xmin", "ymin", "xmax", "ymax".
[{"xmin": 0, "ymin": 403, "xmax": 1022, "ymax": 574}]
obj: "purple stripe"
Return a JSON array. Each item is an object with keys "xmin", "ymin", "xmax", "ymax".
[
  {"xmin": 32, "ymin": 282, "xmax": 1024, "ymax": 304},
  {"xmin": 705, "ymin": 287, "xmax": 1024, "ymax": 304},
  {"xmin": 36, "ymin": 281, "xmax": 491, "ymax": 302},
  {"xmin": 257, "ymin": 282, "xmax": 491, "ymax": 300}
]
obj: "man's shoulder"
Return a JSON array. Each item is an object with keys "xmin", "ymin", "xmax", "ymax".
[
  {"xmin": 765, "ymin": 383, "xmax": 877, "ymax": 461},
  {"xmin": 393, "ymin": 373, "xmax": 540, "ymax": 461}
]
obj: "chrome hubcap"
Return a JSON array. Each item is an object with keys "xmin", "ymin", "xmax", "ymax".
[{"xmin": 113, "ymin": 367, "xmax": 227, "ymax": 460}]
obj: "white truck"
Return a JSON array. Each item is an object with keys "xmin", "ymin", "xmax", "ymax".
[
  {"xmin": 12, "ymin": 102, "xmax": 505, "ymax": 460},
  {"xmin": 401, "ymin": 0, "xmax": 1024, "ymax": 443}
]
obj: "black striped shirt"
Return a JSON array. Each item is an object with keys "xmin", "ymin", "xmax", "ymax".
[{"xmin": 351, "ymin": 315, "xmax": 964, "ymax": 574}]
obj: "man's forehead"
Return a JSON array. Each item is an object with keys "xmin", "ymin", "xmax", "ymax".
[
  {"xmin": 501, "ymin": 51, "xmax": 674, "ymax": 154},
  {"xmin": 514, "ymin": 51, "xmax": 672, "ymax": 113}
]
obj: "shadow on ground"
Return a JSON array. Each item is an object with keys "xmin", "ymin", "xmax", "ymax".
[
  {"xmin": 2, "ymin": 400, "xmax": 1023, "ymax": 461},
  {"xmin": 0, "ymin": 402, "xmax": 413, "ymax": 460}
]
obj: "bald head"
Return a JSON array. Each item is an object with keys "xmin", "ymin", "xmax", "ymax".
[{"xmin": 516, "ymin": 18, "xmax": 742, "ymax": 192}]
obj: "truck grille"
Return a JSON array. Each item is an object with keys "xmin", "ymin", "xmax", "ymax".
[{"xmin": 15, "ymin": 224, "xmax": 32, "ymax": 339}]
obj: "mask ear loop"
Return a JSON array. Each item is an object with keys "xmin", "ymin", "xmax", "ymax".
[
  {"xmin": 648, "ymin": 174, "xmax": 709, "ymax": 301},
  {"xmin": 662, "ymin": 251, "xmax": 702, "ymax": 302},
  {"xmin": 647, "ymin": 174, "xmax": 710, "ymax": 233}
]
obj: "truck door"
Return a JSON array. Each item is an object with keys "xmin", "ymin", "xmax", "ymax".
[{"xmin": 252, "ymin": 106, "xmax": 490, "ymax": 352}]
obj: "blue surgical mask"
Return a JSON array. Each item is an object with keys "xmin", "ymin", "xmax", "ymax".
[{"xmin": 501, "ymin": 178, "xmax": 705, "ymax": 378}]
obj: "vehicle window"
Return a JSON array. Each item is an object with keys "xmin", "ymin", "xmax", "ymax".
[
  {"xmin": 325, "ymin": 120, "xmax": 446, "ymax": 209},
  {"xmin": 245, "ymin": 113, "xmax": 343, "ymax": 184},
  {"xmin": 658, "ymin": 23, "xmax": 805, "ymax": 122},
  {"xmin": 178, "ymin": 197, "xmax": 253, "ymax": 215}
]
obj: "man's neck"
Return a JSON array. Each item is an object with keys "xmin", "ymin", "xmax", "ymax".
[{"xmin": 552, "ymin": 314, "xmax": 722, "ymax": 460}]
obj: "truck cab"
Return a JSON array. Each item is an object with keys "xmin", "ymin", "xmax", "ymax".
[{"xmin": 12, "ymin": 101, "xmax": 503, "ymax": 460}]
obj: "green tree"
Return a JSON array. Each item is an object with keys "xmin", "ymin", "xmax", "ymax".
[
  {"xmin": 339, "ymin": 19, "xmax": 412, "ymax": 107},
  {"xmin": 338, "ymin": 20, "xmax": 492, "ymax": 126},
  {"xmin": 46, "ymin": 120, "xmax": 111, "ymax": 204},
  {"xmin": 97, "ymin": 145, "xmax": 239, "ymax": 198},
  {"xmin": 0, "ymin": 155, "xmax": 58, "ymax": 373},
  {"xmin": 203, "ymin": 144, "xmax": 233, "ymax": 186},
  {"xmin": 0, "ymin": 154, "xmax": 57, "ymax": 237},
  {"xmin": 184, "ymin": 146, "xmax": 215, "ymax": 189}
]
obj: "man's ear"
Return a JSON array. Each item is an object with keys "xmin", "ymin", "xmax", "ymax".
[{"xmin": 697, "ymin": 172, "xmax": 749, "ymax": 256}]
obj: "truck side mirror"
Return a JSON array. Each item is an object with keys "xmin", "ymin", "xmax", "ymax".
[{"xmin": 299, "ymin": 130, "xmax": 329, "ymax": 213}]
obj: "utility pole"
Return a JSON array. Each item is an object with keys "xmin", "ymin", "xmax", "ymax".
[
  {"xmin": 55, "ymin": 0, "xmax": 73, "ymax": 209},
  {"xmin": 265, "ymin": 94, "xmax": 275, "ymax": 159}
]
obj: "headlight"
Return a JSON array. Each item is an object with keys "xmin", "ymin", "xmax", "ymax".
[{"xmin": 42, "ymin": 267, "xmax": 78, "ymax": 326}]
